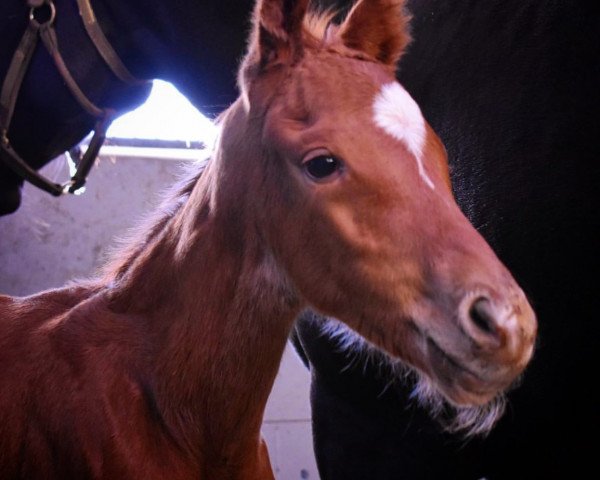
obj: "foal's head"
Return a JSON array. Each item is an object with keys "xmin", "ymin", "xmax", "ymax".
[{"xmin": 217, "ymin": 0, "xmax": 537, "ymax": 433}]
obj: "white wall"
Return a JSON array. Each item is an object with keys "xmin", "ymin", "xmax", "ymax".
[{"xmin": 0, "ymin": 155, "xmax": 319, "ymax": 479}]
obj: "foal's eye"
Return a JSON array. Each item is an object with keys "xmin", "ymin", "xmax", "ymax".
[{"xmin": 303, "ymin": 155, "xmax": 342, "ymax": 181}]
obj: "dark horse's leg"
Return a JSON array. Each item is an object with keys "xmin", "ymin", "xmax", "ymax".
[{"xmin": 295, "ymin": 0, "xmax": 599, "ymax": 478}]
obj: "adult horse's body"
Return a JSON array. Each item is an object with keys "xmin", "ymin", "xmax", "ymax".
[
  {"xmin": 0, "ymin": 0, "xmax": 253, "ymax": 215},
  {"xmin": 0, "ymin": 0, "xmax": 538, "ymax": 478},
  {"xmin": 298, "ymin": 0, "xmax": 599, "ymax": 478}
]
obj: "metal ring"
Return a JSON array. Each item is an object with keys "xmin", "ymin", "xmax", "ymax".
[
  {"xmin": 29, "ymin": 0, "xmax": 56, "ymax": 28},
  {"xmin": 61, "ymin": 180, "xmax": 75, "ymax": 195}
]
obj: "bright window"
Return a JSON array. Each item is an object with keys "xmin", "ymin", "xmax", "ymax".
[{"xmin": 107, "ymin": 80, "xmax": 218, "ymax": 147}]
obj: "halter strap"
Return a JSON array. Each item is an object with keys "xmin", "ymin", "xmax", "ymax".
[
  {"xmin": 39, "ymin": 22, "xmax": 107, "ymax": 118},
  {"xmin": 0, "ymin": 22, "xmax": 38, "ymax": 135},
  {"xmin": 0, "ymin": 0, "xmax": 150, "ymax": 196},
  {"xmin": 76, "ymin": 0, "xmax": 147, "ymax": 86}
]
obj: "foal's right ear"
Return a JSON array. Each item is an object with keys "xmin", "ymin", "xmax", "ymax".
[
  {"xmin": 249, "ymin": 0, "xmax": 310, "ymax": 69},
  {"xmin": 338, "ymin": 0, "xmax": 411, "ymax": 67}
]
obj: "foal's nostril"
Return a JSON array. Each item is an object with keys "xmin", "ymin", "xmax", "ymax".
[{"xmin": 468, "ymin": 297, "xmax": 499, "ymax": 337}]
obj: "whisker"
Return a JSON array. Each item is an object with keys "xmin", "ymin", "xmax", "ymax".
[{"xmin": 318, "ymin": 319, "xmax": 505, "ymax": 437}]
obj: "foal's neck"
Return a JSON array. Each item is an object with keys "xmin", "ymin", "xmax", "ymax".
[{"xmin": 105, "ymin": 110, "xmax": 300, "ymax": 458}]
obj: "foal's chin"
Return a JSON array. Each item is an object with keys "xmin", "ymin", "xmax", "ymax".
[
  {"xmin": 420, "ymin": 334, "xmax": 515, "ymax": 407},
  {"xmin": 383, "ymin": 315, "xmax": 536, "ymax": 436},
  {"xmin": 320, "ymin": 316, "xmax": 526, "ymax": 437},
  {"xmin": 388, "ymin": 333, "xmax": 516, "ymax": 437}
]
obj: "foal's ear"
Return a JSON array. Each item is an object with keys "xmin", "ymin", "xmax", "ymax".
[
  {"xmin": 250, "ymin": 0, "xmax": 311, "ymax": 68},
  {"xmin": 338, "ymin": 0, "xmax": 411, "ymax": 67}
]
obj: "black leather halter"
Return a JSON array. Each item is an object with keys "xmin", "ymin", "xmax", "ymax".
[{"xmin": 0, "ymin": 0, "xmax": 150, "ymax": 196}]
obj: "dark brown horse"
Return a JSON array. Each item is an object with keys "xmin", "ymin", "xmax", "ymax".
[
  {"xmin": 0, "ymin": 0, "xmax": 536, "ymax": 478},
  {"xmin": 0, "ymin": 0, "xmax": 253, "ymax": 215}
]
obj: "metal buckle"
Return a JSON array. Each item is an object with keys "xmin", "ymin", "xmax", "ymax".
[{"xmin": 29, "ymin": 0, "xmax": 56, "ymax": 28}]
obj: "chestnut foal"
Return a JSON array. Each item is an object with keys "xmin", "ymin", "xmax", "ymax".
[{"xmin": 0, "ymin": 0, "xmax": 537, "ymax": 478}]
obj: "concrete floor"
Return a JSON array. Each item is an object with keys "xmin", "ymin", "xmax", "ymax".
[{"xmin": 0, "ymin": 154, "xmax": 319, "ymax": 479}]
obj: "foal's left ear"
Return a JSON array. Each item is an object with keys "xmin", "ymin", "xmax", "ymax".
[
  {"xmin": 250, "ymin": 0, "xmax": 311, "ymax": 69},
  {"xmin": 338, "ymin": 0, "xmax": 411, "ymax": 67}
]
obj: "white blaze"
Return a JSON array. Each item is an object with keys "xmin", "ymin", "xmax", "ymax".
[{"xmin": 373, "ymin": 82, "xmax": 435, "ymax": 190}]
